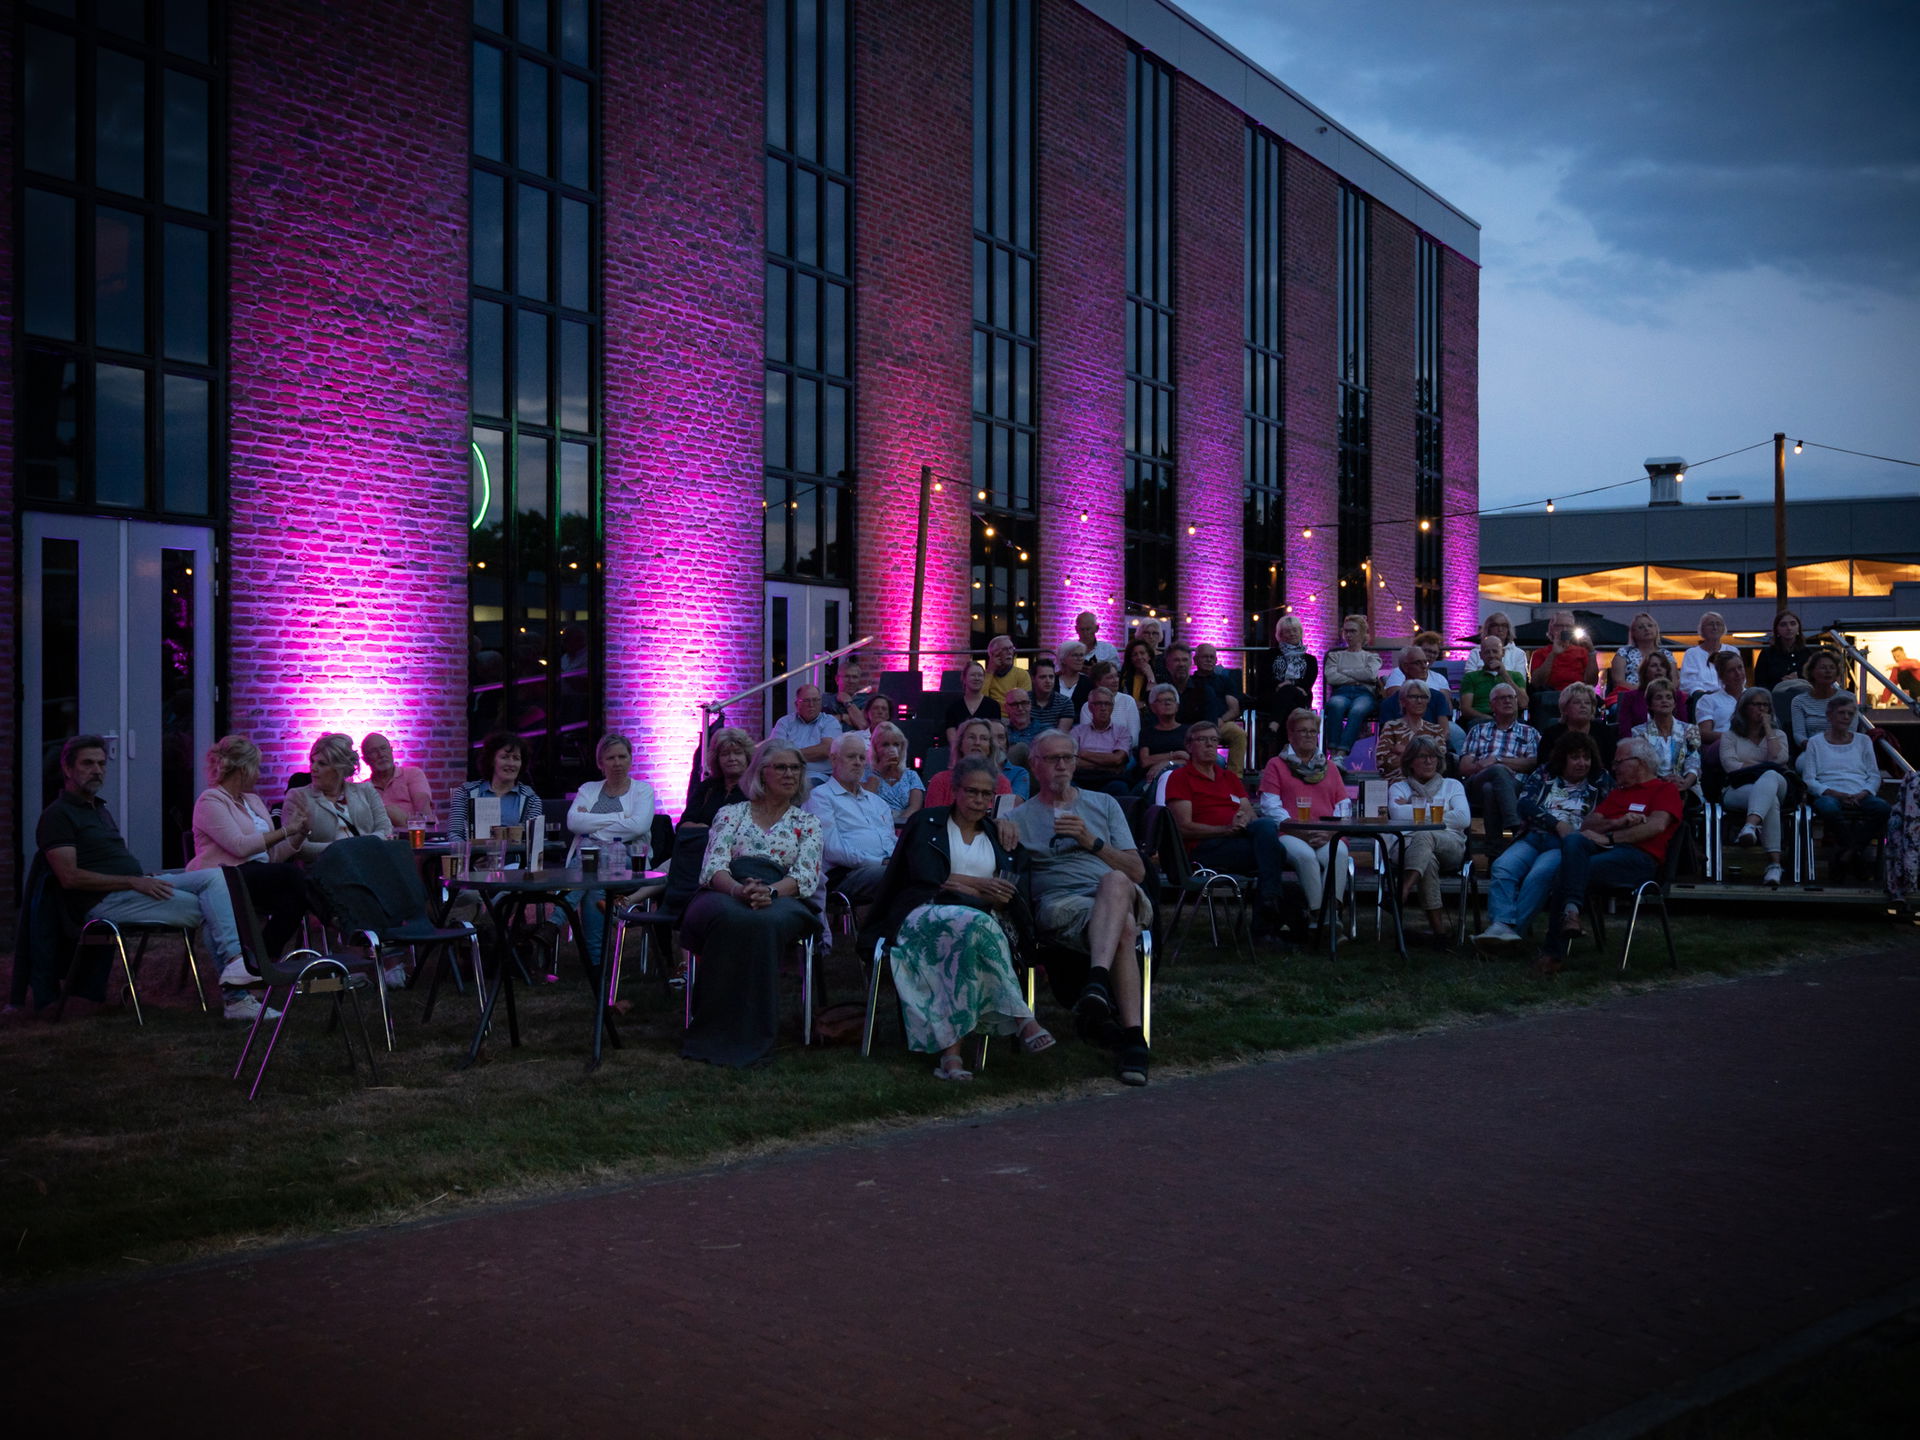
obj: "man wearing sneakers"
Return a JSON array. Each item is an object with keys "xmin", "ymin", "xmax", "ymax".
[
  {"xmin": 1014, "ymin": 729, "xmax": 1154, "ymax": 1085},
  {"xmin": 37, "ymin": 735, "xmax": 275, "ymax": 1021}
]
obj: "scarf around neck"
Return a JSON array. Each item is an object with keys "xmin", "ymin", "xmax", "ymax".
[
  {"xmin": 1281, "ymin": 746, "xmax": 1328, "ymax": 786},
  {"xmin": 1401, "ymin": 769, "xmax": 1447, "ymax": 803}
]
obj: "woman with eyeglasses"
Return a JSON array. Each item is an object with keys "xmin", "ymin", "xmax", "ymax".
[
  {"xmin": 865, "ymin": 754, "xmax": 1051, "ymax": 1081},
  {"xmin": 680, "ymin": 739, "xmax": 824, "ymax": 1066}
]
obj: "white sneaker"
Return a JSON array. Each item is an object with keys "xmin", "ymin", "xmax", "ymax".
[
  {"xmin": 1476, "ymin": 921, "xmax": 1520, "ymax": 943},
  {"xmin": 223, "ymin": 992, "xmax": 283, "ymax": 1022},
  {"xmin": 382, "ymin": 964, "xmax": 409, "ymax": 990},
  {"xmin": 1762, "ymin": 863, "xmax": 1783, "ymax": 888},
  {"xmin": 1735, "ymin": 825, "xmax": 1761, "ymax": 848},
  {"xmin": 218, "ymin": 958, "xmax": 260, "ymax": 987}
]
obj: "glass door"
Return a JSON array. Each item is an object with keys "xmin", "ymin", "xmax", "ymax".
[
  {"xmin": 762, "ymin": 581, "xmax": 850, "ymax": 730},
  {"xmin": 21, "ymin": 514, "xmax": 217, "ymax": 872}
]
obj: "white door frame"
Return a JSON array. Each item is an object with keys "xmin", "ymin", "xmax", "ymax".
[{"xmin": 762, "ymin": 581, "xmax": 851, "ymax": 731}]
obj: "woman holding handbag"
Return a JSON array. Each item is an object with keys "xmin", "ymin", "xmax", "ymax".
[{"xmin": 864, "ymin": 755, "xmax": 1053, "ymax": 1081}]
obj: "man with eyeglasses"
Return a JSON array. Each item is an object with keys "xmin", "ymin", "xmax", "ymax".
[
  {"xmin": 983, "ymin": 634, "xmax": 1031, "ymax": 706},
  {"xmin": 1013, "ymin": 729, "xmax": 1154, "ymax": 1086},
  {"xmin": 1165, "ymin": 721, "xmax": 1290, "ymax": 938},
  {"xmin": 804, "ymin": 732, "xmax": 898, "ymax": 906},
  {"xmin": 771, "ymin": 684, "xmax": 842, "ymax": 788}
]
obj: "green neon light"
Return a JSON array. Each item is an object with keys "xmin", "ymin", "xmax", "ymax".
[{"xmin": 470, "ymin": 440, "xmax": 491, "ymax": 530}]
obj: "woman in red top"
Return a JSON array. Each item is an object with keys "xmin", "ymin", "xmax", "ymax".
[{"xmin": 1528, "ymin": 610, "xmax": 1599, "ymax": 722}]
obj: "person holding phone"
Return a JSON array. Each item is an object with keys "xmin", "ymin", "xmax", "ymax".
[{"xmin": 1528, "ymin": 610, "xmax": 1598, "ymax": 724}]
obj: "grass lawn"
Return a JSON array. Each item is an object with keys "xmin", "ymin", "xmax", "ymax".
[{"xmin": 0, "ymin": 906, "xmax": 1898, "ymax": 1292}]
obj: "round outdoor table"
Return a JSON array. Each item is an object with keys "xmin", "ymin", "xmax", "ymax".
[
  {"xmin": 1272, "ymin": 818, "xmax": 1450, "ymax": 960},
  {"xmin": 457, "ymin": 866, "xmax": 653, "ymax": 1072}
]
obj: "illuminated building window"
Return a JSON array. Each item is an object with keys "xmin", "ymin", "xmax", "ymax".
[
  {"xmin": 1243, "ymin": 125, "xmax": 1285, "ymax": 648},
  {"xmin": 1477, "ymin": 573, "xmax": 1542, "ymax": 605}
]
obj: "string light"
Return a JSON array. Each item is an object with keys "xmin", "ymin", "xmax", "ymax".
[
  {"xmin": 1546, "ymin": 498, "xmax": 1555, "ymax": 513},
  {"xmin": 1674, "ymin": 470, "xmax": 1686, "ymax": 483},
  {"xmin": 977, "ymin": 489, "xmax": 987, "ymax": 501},
  {"xmin": 983, "ymin": 525, "xmax": 995, "ymax": 537},
  {"xmin": 1186, "ymin": 523, "xmax": 1196, "ymax": 535},
  {"xmin": 1418, "ymin": 518, "xmax": 1431, "ymax": 531},
  {"xmin": 1793, "ymin": 440, "xmax": 1804, "ymax": 454},
  {"xmin": 1301, "ymin": 527, "xmax": 1313, "ymax": 538}
]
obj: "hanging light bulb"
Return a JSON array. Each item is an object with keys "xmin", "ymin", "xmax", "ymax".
[
  {"xmin": 1674, "ymin": 470, "xmax": 1686, "ymax": 482},
  {"xmin": 1419, "ymin": 518, "xmax": 1431, "ymax": 532},
  {"xmin": 1186, "ymin": 523, "xmax": 1196, "ymax": 536},
  {"xmin": 1546, "ymin": 498, "xmax": 1556, "ymax": 513},
  {"xmin": 1794, "ymin": 440, "xmax": 1804, "ymax": 455},
  {"xmin": 1301, "ymin": 526, "xmax": 1313, "ymax": 539},
  {"xmin": 1079, "ymin": 508, "xmax": 1089, "ymax": 522},
  {"xmin": 933, "ymin": 481, "xmax": 944, "ymax": 492},
  {"xmin": 1018, "ymin": 550, "xmax": 1029, "ymax": 562},
  {"xmin": 984, "ymin": 525, "xmax": 996, "ymax": 537}
]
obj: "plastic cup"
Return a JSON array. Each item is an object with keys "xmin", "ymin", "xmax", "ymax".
[
  {"xmin": 579, "ymin": 845, "xmax": 600, "ymax": 875},
  {"xmin": 439, "ymin": 855, "xmax": 459, "ymax": 881}
]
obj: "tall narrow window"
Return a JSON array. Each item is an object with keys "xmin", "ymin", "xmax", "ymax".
[
  {"xmin": 17, "ymin": 0, "xmax": 223, "ymax": 517},
  {"xmin": 1414, "ymin": 236, "xmax": 1444, "ymax": 631},
  {"xmin": 765, "ymin": 0, "xmax": 854, "ymax": 584},
  {"xmin": 1336, "ymin": 185, "xmax": 1371, "ymax": 607},
  {"xmin": 970, "ymin": 0, "xmax": 1037, "ymax": 653},
  {"xmin": 1243, "ymin": 127, "xmax": 1285, "ymax": 647},
  {"xmin": 1124, "ymin": 51, "xmax": 1175, "ymax": 624},
  {"xmin": 469, "ymin": 0, "xmax": 601, "ymax": 792}
]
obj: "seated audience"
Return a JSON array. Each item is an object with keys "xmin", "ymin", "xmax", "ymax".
[
  {"xmin": 188, "ymin": 734, "xmax": 312, "ymax": 961},
  {"xmin": 1077, "ymin": 661, "xmax": 1141, "ymax": 744},
  {"xmin": 1481, "ymin": 611, "xmax": 1531, "ymax": 677},
  {"xmin": 1788, "ymin": 650, "xmax": 1871, "ymax": 749},
  {"xmin": 1120, "ymin": 638, "xmax": 1160, "ymax": 705},
  {"xmin": 1754, "ymin": 609, "xmax": 1816, "ymax": 703},
  {"xmin": 823, "ymin": 653, "xmax": 873, "ymax": 722},
  {"xmin": 1014, "ymin": 730, "xmax": 1154, "ymax": 1086},
  {"xmin": 566, "ymin": 732, "xmax": 657, "ymax": 968},
  {"xmin": 1475, "ymin": 732, "xmax": 1610, "ymax": 952},
  {"xmin": 1720, "ymin": 687, "xmax": 1793, "ymax": 888},
  {"xmin": 987, "ymin": 721, "xmax": 1031, "ymax": 799},
  {"xmin": 1135, "ymin": 618, "xmax": 1169, "ymax": 674},
  {"xmin": 1257, "ymin": 614, "xmax": 1319, "ymax": 767},
  {"xmin": 1179, "ymin": 642, "xmax": 1251, "ymax": 773},
  {"xmin": 1256, "ymin": 708, "xmax": 1354, "ymax": 929},
  {"xmin": 1631, "ymin": 679, "xmax": 1703, "ymax": 795},
  {"xmin": 1322, "ymin": 613, "xmax": 1383, "ymax": 762},
  {"xmin": 1055, "ymin": 641, "xmax": 1092, "ymax": 710},
  {"xmin": 943, "ymin": 661, "xmax": 1001, "ymax": 749},
  {"xmin": 982, "ymin": 634, "xmax": 1030, "ymax": 706},
  {"xmin": 805, "ymin": 732, "xmax": 899, "ymax": 904},
  {"xmin": 1538, "ymin": 680, "xmax": 1617, "ymax": 772},
  {"xmin": 862, "ymin": 721, "xmax": 926, "ymax": 822},
  {"xmin": 447, "ymin": 730, "xmax": 541, "ymax": 842},
  {"xmin": 1384, "ymin": 736, "xmax": 1471, "ymax": 948},
  {"xmin": 864, "ymin": 755, "xmax": 1052, "ymax": 1081},
  {"xmin": 680, "ymin": 739, "xmax": 823, "ymax": 1067},
  {"xmin": 1381, "ymin": 643, "xmax": 1464, "ymax": 755},
  {"xmin": 1027, "ymin": 654, "xmax": 1077, "ymax": 735},
  {"xmin": 772, "ymin": 684, "xmax": 843, "ymax": 787},
  {"xmin": 1607, "ymin": 612, "xmax": 1671, "ymax": 697},
  {"xmin": 362, "ymin": 731, "xmax": 437, "ymax": 829},
  {"xmin": 1693, "ymin": 649, "xmax": 1748, "ymax": 740},
  {"xmin": 1135, "ymin": 683, "xmax": 1190, "ymax": 794},
  {"xmin": 1168, "ymin": 720, "xmax": 1292, "ymax": 937},
  {"xmin": 1374, "ymin": 680, "xmax": 1449, "ymax": 782},
  {"xmin": 286, "ymin": 732, "xmax": 395, "ymax": 856},
  {"xmin": 40, "ymin": 734, "xmax": 269, "ymax": 1021},
  {"xmin": 1798, "ymin": 695, "xmax": 1890, "ymax": 884},
  {"xmin": 1678, "ymin": 610, "xmax": 1735, "ymax": 698},
  {"xmin": 1459, "ymin": 633, "xmax": 1528, "ymax": 728},
  {"xmin": 1001, "ymin": 688, "xmax": 1050, "ymax": 768},
  {"xmin": 1528, "ymin": 610, "xmax": 1598, "ymax": 722},
  {"xmin": 925, "ymin": 718, "xmax": 1015, "ymax": 808},
  {"xmin": 1534, "ymin": 738, "xmax": 1684, "ymax": 974},
  {"xmin": 1072, "ymin": 610, "xmax": 1121, "ymax": 669},
  {"xmin": 1070, "ymin": 691, "xmax": 1134, "ymax": 793},
  {"xmin": 1615, "ymin": 650, "xmax": 1690, "ymax": 736},
  {"xmin": 684, "ymin": 726, "xmax": 753, "ymax": 829},
  {"xmin": 1458, "ymin": 685, "xmax": 1540, "ymax": 837}
]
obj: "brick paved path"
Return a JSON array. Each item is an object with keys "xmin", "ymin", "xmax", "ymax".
[{"xmin": 6, "ymin": 948, "xmax": 1917, "ymax": 1438}]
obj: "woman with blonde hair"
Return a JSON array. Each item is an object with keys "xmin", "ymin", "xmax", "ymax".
[
  {"xmin": 685, "ymin": 726, "xmax": 753, "ymax": 828},
  {"xmin": 188, "ymin": 734, "xmax": 312, "ymax": 960},
  {"xmin": 1608, "ymin": 612, "xmax": 1670, "ymax": 695},
  {"xmin": 1258, "ymin": 613, "xmax": 1319, "ymax": 767},
  {"xmin": 284, "ymin": 732, "xmax": 394, "ymax": 858},
  {"xmin": 862, "ymin": 720, "xmax": 926, "ymax": 821},
  {"xmin": 1322, "ymin": 613, "xmax": 1382, "ymax": 763}
]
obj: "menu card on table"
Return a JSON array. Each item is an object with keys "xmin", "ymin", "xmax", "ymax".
[
  {"xmin": 472, "ymin": 794, "xmax": 503, "ymax": 840},
  {"xmin": 1362, "ymin": 781, "xmax": 1389, "ymax": 819}
]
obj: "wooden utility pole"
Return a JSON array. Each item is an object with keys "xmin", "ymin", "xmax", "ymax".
[
  {"xmin": 909, "ymin": 464, "xmax": 932, "ymax": 676},
  {"xmin": 1773, "ymin": 433, "xmax": 1788, "ymax": 612}
]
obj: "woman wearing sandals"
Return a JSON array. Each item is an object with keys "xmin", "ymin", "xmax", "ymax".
[{"xmin": 865, "ymin": 754, "xmax": 1054, "ymax": 1081}]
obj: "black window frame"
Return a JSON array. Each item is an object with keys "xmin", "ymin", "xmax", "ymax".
[
  {"xmin": 1414, "ymin": 235, "xmax": 1443, "ymax": 632},
  {"xmin": 1243, "ymin": 125, "xmax": 1285, "ymax": 647},
  {"xmin": 1336, "ymin": 184, "xmax": 1370, "ymax": 608},
  {"xmin": 1124, "ymin": 48, "xmax": 1175, "ymax": 624}
]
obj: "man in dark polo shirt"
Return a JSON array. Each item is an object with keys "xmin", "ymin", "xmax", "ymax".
[
  {"xmin": 38, "ymin": 734, "xmax": 271, "ymax": 1021},
  {"xmin": 1164, "ymin": 719, "xmax": 1289, "ymax": 936}
]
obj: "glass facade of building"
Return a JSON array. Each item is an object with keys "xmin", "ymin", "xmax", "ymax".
[
  {"xmin": 1243, "ymin": 126, "xmax": 1285, "ymax": 646},
  {"xmin": 1124, "ymin": 50, "xmax": 1176, "ymax": 624},
  {"xmin": 1414, "ymin": 235, "xmax": 1443, "ymax": 631},
  {"xmin": 1336, "ymin": 184, "xmax": 1370, "ymax": 610}
]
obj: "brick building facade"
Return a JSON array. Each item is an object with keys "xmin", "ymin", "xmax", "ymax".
[{"xmin": 6, "ymin": 0, "xmax": 1478, "ymax": 896}]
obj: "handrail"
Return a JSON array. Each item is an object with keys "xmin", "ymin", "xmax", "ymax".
[
  {"xmin": 1818, "ymin": 629, "xmax": 1920, "ymax": 721},
  {"xmin": 700, "ymin": 636, "xmax": 875, "ymax": 718}
]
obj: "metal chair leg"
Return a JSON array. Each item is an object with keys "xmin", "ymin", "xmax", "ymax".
[
  {"xmin": 347, "ymin": 982, "xmax": 381, "ymax": 1085},
  {"xmin": 245, "ymin": 984, "xmax": 300, "ymax": 1101},
  {"xmin": 800, "ymin": 937, "xmax": 816, "ymax": 1045},
  {"xmin": 1140, "ymin": 928, "xmax": 1154, "ymax": 1046},
  {"xmin": 180, "ymin": 930, "xmax": 209, "ymax": 1012}
]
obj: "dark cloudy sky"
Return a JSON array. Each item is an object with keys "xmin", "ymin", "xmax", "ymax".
[{"xmin": 1184, "ymin": 0, "xmax": 1920, "ymax": 511}]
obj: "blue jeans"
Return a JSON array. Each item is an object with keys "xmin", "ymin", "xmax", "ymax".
[
  {"xmin": 1809, "ymin": 792, "xmax": 1891, "ymax": 848},
  {"xmin": 1325, "ymin": 685, "xmax": 1377, "ymax": 752},
  {"xmin": 1488, "ymin": 830, "xmax": 1563, "ymax": 932},
  {"xmin": 1193, "ymin": 818, "xmax": 1288, "ymax": 908},
  {"xmin": 1545, "ymin": 834, "xmax": 1657, "ymax": 957}
]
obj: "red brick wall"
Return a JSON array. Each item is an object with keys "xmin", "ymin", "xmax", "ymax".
[
  {"xmin": 1171, "ymin": 74, "xmax": 1242, "ymax": 654},
  {"xmin": 601, "ymin": 0, "xmax": 767, "ymax": 799},
  {"xmin": 852, "ymin": 0, "xmax": 973, "ymax": 683},
  {"xmin": 1035, "ymin": 0, "xmax": 1127, "ymax": 656},
  {"xmin": 225, "ymin": 0, "xmax": 471, "ymax": 802},
  {"xmin": 1369, "ymin": 206, "xmax": 1417, "ymax": 643},
  {"xmin": 1280, "ymin": 145, "xmax": 1341, "ymax": 674},
  {"xmin": 1441, "ymin": 248, "xmax": 1482, "ymax": 640}
]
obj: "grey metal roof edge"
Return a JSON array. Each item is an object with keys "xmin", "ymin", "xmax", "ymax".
[
  {"xmin": 1480, "ymin": 494, "xmax": 1920, "ymax": 524},
  {"xmin": 1076, "ymin": 0, "xmax": 1481, "ymax": 261}
]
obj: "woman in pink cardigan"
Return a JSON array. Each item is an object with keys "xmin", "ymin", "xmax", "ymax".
[
  {"xmin": 189, "ymin": 735, "xmax": 312, "ymax": 958},
  {"xmin": 1255, "ymin": 708, "xmax": 1353, "ymax": 930}
]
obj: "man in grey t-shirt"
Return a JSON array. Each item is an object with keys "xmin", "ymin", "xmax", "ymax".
[{"xmin": 1014, "ymin": 729, "xmax": 1154, "ymax": 1085}]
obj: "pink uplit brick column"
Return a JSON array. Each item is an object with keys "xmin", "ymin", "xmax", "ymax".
[
  {"xmin": 1281, "ymin": 146, "xmax": 1341, "ymax": 680},
  {"xmin": 226, "ymin": 1, "xmax": 470, "ymax": 800},
  {"xmin": 1442, "ymin": 250, "xmax": 1483, "ymax": 641},
  {"xmin": 0, "ymin": 19, "xmax": 16, "ymax": 892},
  {"xmin": 1369, "ymin": 207, "xmax": 1417, "ymax": 642},
  {"xmin": 601, "ymin": 0, "xmax": 765, "ymax": 804},
  {"xmin": 1172, "ymin": 75, "xmax": 1242, "ymax": 655},
  {"xmin": 1036, "ymin": 0, "xmax": 1127, "ymax": 654},
  {"xmin": 853, "ymin": 0, "xmax": 972, "ymax": 683}
]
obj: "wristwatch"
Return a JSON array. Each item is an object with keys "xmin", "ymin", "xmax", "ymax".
[{"xmin": 1088, "ymin": 837, "xmax": 1106, "ymax": 855}]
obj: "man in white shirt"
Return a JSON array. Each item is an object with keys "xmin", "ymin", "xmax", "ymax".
[
  {"xmin": 1074, "ymin": 611, "xmax": 1121, "ymax": 669},
  {"xmin": 804, "ymin": 732, "xmax": 898, "ymax": 902},
  {"xmin": 771, "ymin": 684, "xmax": 842, "ymax": 787}
]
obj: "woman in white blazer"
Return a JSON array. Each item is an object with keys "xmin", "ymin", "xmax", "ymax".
[
  {"xmin": 566, "ymin": 733, "xmax": 658, "ymax": 968},
  {"xmin": 283, "ymin": 732, "xmax": 394, "ymax": 860}
]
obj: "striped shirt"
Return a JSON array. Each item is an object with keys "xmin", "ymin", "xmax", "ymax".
[{"xmin": 1462, "ymin": 719, "xmax": 1540, "ymax": 763}]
